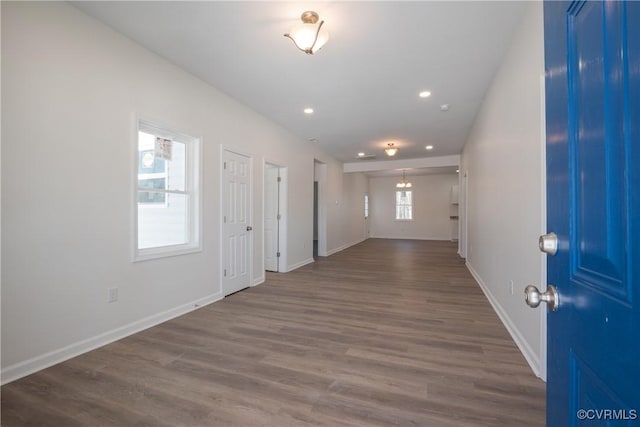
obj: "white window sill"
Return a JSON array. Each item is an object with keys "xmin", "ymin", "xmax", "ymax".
[{"xmin": 134, "ymin": 243, "xmax": 202, "ymax": 262}]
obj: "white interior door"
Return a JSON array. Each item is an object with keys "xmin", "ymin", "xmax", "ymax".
[
  {"xmin": 264, "ymin": 164, "xmax": 279, "ymax": 272},
  {"xmin": 222, "ymin": 150, "xmax": 251, "ymax": 295}
]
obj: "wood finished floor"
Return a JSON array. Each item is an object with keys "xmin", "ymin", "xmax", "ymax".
[{"xmin": 1, "ymin": 239, "xmax": 545, "ymax": 426}]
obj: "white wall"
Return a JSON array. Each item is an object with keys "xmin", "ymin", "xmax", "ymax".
[
  {"xmin": 340, "ymin": 173, "xmax": 369, "ymax": 251},
  {"xmin": 1, "ymin": 2, "xmax": 365, "ymax": 383},
  {"xmin": 460, "ymin": 2, "xmax": 546, "ymax": 379},
  {"xmin": 368, "ymin": 174, "xmax": 459, "ymax": 240},
  {"xmin": 324, "ymin": 161, "xmax": 347, "ymax": 255}
]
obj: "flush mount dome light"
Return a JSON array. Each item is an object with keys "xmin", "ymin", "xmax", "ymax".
[
  {"xmin": 385, "ymin": 143, "xmax": 399, "ymax": 157},
  {"xmin": 284, "ymin": 11, "xmax": 329, "ymax": 55}
]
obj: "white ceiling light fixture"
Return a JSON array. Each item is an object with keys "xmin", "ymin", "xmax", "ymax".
[
  {"xmin": 358, "ymin": 152, "xmax": 366, "ymax": 157},
  {"xmin": 419, "ymin": 91, "xmax": 432, "ymax": 98},
  {"xmin": 396, "ymin": 170, "xmax": 412, "ymax": 188},
  {"xmin": 284, "ymin": 11, "xmax": 329, "ymax": 55},
  {"xmin": 304, "ymin": 107, "xmax": 314, "ymax": 114},
  {"xmin": 384, "ymin": 143, "xmax": 399, "ymax": 157},
  {"xmin": 425, "ymin": 145, "xmax": 434, "ymax": 150}
]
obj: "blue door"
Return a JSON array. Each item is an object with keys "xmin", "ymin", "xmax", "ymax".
[{"xmin": 543, "ymin": 1, "xmax": 640, "ymax": 425}]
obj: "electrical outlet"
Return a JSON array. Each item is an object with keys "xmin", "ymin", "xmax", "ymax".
[
  {"xmin": 509, "ymin": 280, "xmax": 514, "ymax": 295},
  {"xmin": 108, "ymin": 287, "xmax": 119, "ymax": 303}
]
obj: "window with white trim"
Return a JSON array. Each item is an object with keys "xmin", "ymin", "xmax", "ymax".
[
  {"xmin": 364, "ymin": 194, "xmax": 369, "ymax": 218},
  {"xmin": 135, "ymin": 119, "xmax": 201, "ymax": 261},
  {"xmin": 395, "ymin": 190, "xmax": 413, "ymax": 220}
]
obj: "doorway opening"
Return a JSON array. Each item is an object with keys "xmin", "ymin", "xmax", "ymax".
[
  {"xmin": 313, "ymin": 181, "xmax": 318, "ymax": 258},
  {"xmin": 459, "ymin": 170, "xmax": 468, "ymax": 259},
  {"xmin": 314, "ymin": 160, "xmax": 327, "ymax": 258},
  {"xmin": 264, "ymin": 162, "xmax": 287, "ymax": 272}
]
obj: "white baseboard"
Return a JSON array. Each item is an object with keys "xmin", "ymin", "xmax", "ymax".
[
  {"xmin": 369, "ymin": 235, "xmax": 451, "ymax": 241},
  {"xmin": 326, "ymin": 237, "xmax": 366, "ymax": 256},
  {"xmin": 271, "ymin": 238, "xmax": 366, "ymax": 274},
  {"xmin": 252, "ymin": 276, "xmax": 265, "ymax": 287},
  {"xmin": 326, "ymin": 245, "xmax": 345, "ymax": 256},
  {"xmin": 1, "ymin": 292, "xmax": 223, "ymax": 385},
  {"xmin": 286, "ymin": 257, "xmax": 315, "ymax": 272},
  {"xmin": 466, "ymin": 262, "xmax": 542, "ymax": 379}
]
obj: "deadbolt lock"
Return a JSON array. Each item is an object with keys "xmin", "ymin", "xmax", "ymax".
[{"xmin": 539, "ymin": 232, "xmax": 558, "ymax": 256}]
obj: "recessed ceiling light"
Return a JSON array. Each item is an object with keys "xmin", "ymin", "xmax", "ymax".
[
  {"xmin": 440, "ymin": 104, "xmax": 450, "ymax": 111},
  {"xmin": 425, "ymin": 145, "xmax": 434, "ymax": 150},
  {"xmin": 358, "ymin": 152, "xmax": 365, "ymax": 157},
  {"xmin": 304, "ymin": 107, "xmax": 314, "ymax": 114},
  {"xmin": 456, "ymin": 169, "xmax": 460, "ymax": 173},
  {"xmin": 419, "ymin": 91, "xmax": 431, "ymax": 98}
]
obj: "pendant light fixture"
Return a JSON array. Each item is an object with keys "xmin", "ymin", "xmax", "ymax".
[
  {"xmin": 396, "ymin": 170, "xmax": 412, "ymax": 188},
  {"xmin": 385, "ymin": 143, "xmax": 399, "ymax": 157},
  {"xmin": 284, "ymin": 11, "xmax": 329, "ymax": 55}
]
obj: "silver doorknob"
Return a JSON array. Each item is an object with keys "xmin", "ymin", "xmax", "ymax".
[
  {"xmin": 539, "ymin": 232, "xmax": 558, "ymax": 256},
  {"xmin": 524, "ymin": 284, "xmax": 559, "ymax": 311}
]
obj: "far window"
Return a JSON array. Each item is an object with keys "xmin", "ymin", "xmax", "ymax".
[
  {"xmin": 135, "ymin": 119, "xmax": 201, "ymax": 261},
  {"xmin": 395, "ymin": 190, "xmax": 413, "ymax": 220},
  {"xmin": 364, "ymin": 194, "xmax": 369, "ymax": 218}
]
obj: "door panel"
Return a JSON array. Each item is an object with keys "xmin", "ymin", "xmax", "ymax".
[
  {"xmin": 544, "ymin": 1, "xmax": 640, "ymax": 425},
  {"xmin": 264, "ymin": 165, "xmax": 279, "ymax": 272},
  {"xmin": 222, "ymin": 150, "xmax": 251, "ymax": 295},
  {"xmin": 569, "ymin": 1, "xmax": 627, "ymax": 299},
  {"xmin": 228, "ymin": 235, "xmax": 236, "ymax": 278}
]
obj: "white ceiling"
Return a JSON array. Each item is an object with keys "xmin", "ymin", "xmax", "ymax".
[{"xmin": 72, "ymin": 1, "xmax": 526, "ymax": 164}]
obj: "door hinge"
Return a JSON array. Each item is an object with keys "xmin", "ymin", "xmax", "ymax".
[
  {"xmin": 277, "ymin": 252, "xmax": 281, "ymax": 258},
  {"xmin": 224, "ymin": 215, "xmax": 226, "ymax": 223},
  {"xmin": 224, "ymin": 161, "xmax": 227, "ymax": 169},
  {"xmin": 224, "ymin": 269, "xmax": 227, "ymax": 277},
  {"xmin": 277, "ymin": 176, "xmax": 282, "ymax": 182},
  {"xmin": 277, "ymin": 214, "xmax": 281, "ymax": 220}
]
